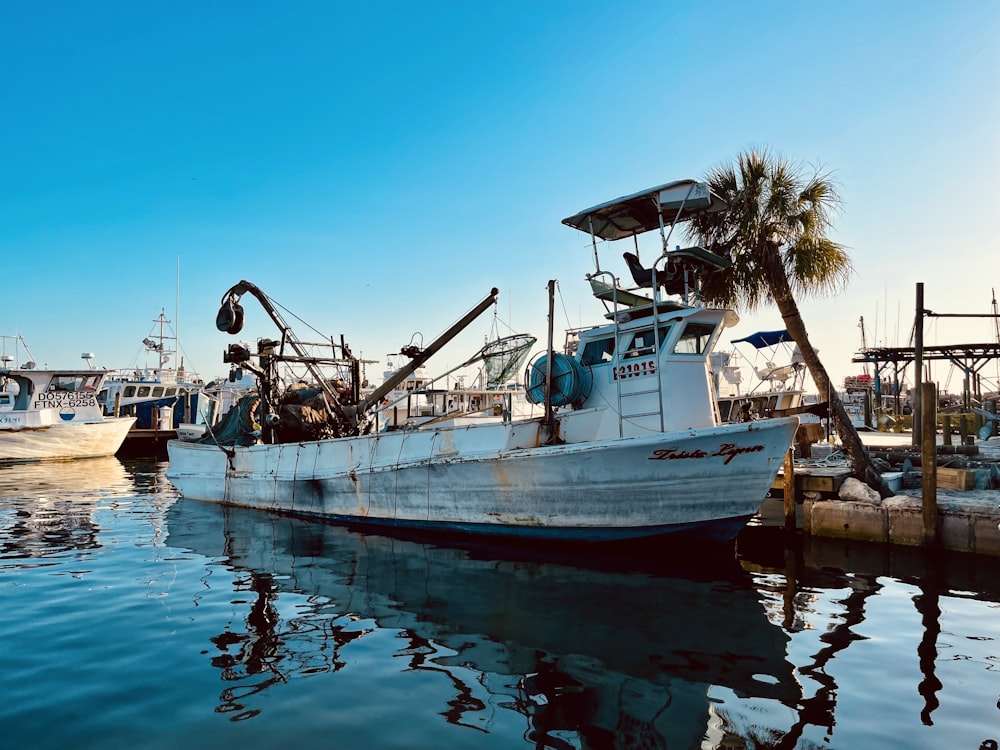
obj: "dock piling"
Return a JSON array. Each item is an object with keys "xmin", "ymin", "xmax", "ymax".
[
  {"xmin": 783, "ymin": 449, "xmax": 795, "ymax": 530},
  {"xmin": 921, "ymin": 382, "xmax": 938, "ymax": 546}
]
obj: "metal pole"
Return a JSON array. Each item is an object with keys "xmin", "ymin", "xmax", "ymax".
[
  {"xmin": 587, "ymin": 216, "xmax": 600, "ymax": 274},
  {"xmin": 913, "ymin": 283, "xmax": 924, "ymax": 447},
  {"xmin": 544, "ymin": 279, "xmax": 556, "ymax": 440},
  {"xmin": 359, "ymin": 287, "xmax": 500, "ymax": 411}
]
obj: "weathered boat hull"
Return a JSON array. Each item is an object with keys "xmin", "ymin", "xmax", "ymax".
[
  {"xmin": 0, "ymin": 416, "xmax": 136, "ymax": 462},
  {"xmin": 165, "ymin": 416, "xmax": 798, "ymax": 542}
]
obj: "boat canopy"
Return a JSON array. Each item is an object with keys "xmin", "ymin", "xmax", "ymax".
[
  {"xmin": 731, "ymin": 330, "xmax": 794, "ymax": 349},
  {"xmin": 561, "ymin": 179, "xmax": 727, "ymax": 241}
]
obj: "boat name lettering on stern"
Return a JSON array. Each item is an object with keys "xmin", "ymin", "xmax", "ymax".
[
  {"xmin": 713, "ymin": 443, "xmax": 766, "ymax": 464},
  {"xmin": 649, "ymin": 443, "xmax": 765, "ymax": 465}
]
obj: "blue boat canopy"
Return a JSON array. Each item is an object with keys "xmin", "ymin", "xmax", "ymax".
[{"xmin": 731, "ymin": 330, "xmax": 794, "ymax": 349}]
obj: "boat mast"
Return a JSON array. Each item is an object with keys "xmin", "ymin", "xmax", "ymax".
[{"xmin": 176, "ymin": 255, "xmax": 181, "ymax": 372}]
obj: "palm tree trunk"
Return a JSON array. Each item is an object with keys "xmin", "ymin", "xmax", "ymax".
[{"xmin": 768, "ymin": 274, "xmax": 894, "ymax": 498}]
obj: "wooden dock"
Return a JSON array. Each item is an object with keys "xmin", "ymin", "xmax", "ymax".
[
  {"xmin": 769, "ymin": 464, "xmax": 851, "ymax": 499},
  {"xmin": 116, "ymin": 428, "xmax": 175, "ymax": 459}
]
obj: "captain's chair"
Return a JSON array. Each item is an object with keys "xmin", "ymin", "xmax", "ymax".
[{"xmin": 622, "ymin": 252, "xmax": 685, "ymax": 295}]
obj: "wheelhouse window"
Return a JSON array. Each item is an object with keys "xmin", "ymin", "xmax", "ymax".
[
  {"xmin": 137, "ymin": 386, "xmax": 151, "ymax": 397},
  {"xmin": 124, "ymin": 386, "xmax": 137, "ymax": 397},
  {"xmin": 623, "ymin": 325, "xmax": 672, "ymax": 359},
  {"xmin": 49, "ymin": 374, "xmax": 101, "ymax": 392},
  {"xmin": 581, "ymin": 337, "xmax": 615, "ymax": 365},
  {"xmin": 673, "ymin": 322, "xmax": 718, "ymax": 355},
  {"xmin": 152, "ymin": 387, "xmax": 164, "ymax": 397}
]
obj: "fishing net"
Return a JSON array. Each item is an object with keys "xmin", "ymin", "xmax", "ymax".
[
  {"xmin": 199, "ymin": 394, "xmax": 261, "ymax": 446},
  {"xmin": 481, "ymin": 334, "xmax": 536, "ymax": 389}
]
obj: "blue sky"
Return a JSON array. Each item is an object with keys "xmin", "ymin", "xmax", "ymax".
[{"xmin": 2, "ymin": 2, "xmax": 998, "ymax": 392}]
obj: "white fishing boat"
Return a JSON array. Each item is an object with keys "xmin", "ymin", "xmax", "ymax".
[
  {"xmin": 165, "ymin": 179, "xmax": 800, "ymax": 542},
  {"xmin": 0, "ymin": 342, "xmax": 136, "ymax": 461},
  {"xmin": 100, "ymin": 310, "xmax": 208, "ymax": 428}
]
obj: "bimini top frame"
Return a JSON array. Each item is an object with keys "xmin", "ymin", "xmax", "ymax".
[
  {"xmin": 561, "ymin": 179, "xmax": 727, "ymax": 242},
  {"xmin": 562, "ymin": 179, "xmax": 730, "ymax": 306}
]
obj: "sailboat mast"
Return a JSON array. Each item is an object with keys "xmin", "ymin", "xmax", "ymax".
[{"xmin": 176, "ymin": 255, "xmax": 180, "ymax": 369}]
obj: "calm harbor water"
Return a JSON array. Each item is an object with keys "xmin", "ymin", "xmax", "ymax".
[{"xmin": 2, "ymin": 458, "xmax": 999, "ymax": 749}]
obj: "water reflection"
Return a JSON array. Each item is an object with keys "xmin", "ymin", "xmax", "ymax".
[
  {"xmin": 2, "ymin": 467, "xmax": 998, "ymax": 748},
  {"xmin": 0, "ymin": 455, "xmax": 132, "ymax": 497},
  {"xmin": 0, "ymin": 458, "xmax": 136, "ymax": 562},
  {"xmin": 166, "ymin": 500, "xmax": 801, "ymax": 747},
  {"xmin": 739, "ymin": 527, "xmax": 1000, "ymax": 747}
]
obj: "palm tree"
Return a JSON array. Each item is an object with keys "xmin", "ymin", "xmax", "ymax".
[{"xmin": 686, "ymin": 148, "xmax": 893, "ymax": 498}]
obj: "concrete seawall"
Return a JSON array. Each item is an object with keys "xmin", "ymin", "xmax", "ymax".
[
  {"xmin": 803, "ymin": 492, "xmax": 1000, "ymax": 556},
  {"xmin": 756, "ymin": 432, "xmax": 1000, "ymax": 556}
]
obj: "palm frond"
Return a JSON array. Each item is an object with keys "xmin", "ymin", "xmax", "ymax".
[{"xmin": 685, "ymin": 147, "xmax": 851, "ymax": 312}]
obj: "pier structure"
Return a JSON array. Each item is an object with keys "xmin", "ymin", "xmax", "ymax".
[
  {"xmin": 852, "ymin": 341, "xmax": 1000, "ymax": 415},
  {"xmin": 760, "ymin": 381, "xmax": 1000, "ymax": 557},
  {"xmin": 849, "ymin": 282, "xmax": 1000, "ymax": 435}
]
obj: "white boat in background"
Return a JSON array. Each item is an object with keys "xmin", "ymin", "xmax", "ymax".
[
  {"xmin": 100, "ymin": 310, "xmax": 208, "ymax": 431},
  {"xmin": 373, "ymin": 333, "xmax": 539, "ymax": 430},
  {"xmin": 842, "ymin": 373, "xmax": 897, "ymax": 430},
  {"xmin": 0, "ymin": 340, "xmax": 136, "ymax": 461},
  {"xmin": 166, "ymin": 179, "xmax": 800, "ymax": 543},
  {"xmin": 712, "ymin": 329, "xmax": 809, "ymax": 422}
]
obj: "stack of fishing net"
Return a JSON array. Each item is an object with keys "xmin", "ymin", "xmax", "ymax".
[{"xmin": 481, "ymin": 334, "xmax": 536, "ymax": 389}]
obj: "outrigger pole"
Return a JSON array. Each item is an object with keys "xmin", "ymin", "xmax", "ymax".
[{"xmin": 354, "ymin": 287, "xmax": 500, "ymax": 416}]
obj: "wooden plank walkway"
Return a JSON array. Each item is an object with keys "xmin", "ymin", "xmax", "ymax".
[{"xmin": 770, "ymin": 465, "xmax": 851, "ymax": 499}]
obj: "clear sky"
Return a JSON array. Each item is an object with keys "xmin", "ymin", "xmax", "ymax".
[{"xmin": 2, "ymin": 2, "xmax": 998, "ymax": 393}]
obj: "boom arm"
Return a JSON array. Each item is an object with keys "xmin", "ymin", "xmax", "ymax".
[
  {"xmin": 357, "ymin": 287, "xmax": 500, "ymax": 413},
  {"xmin": 217, "ymin": 280, "xmax": 347, "ymax": 415}
]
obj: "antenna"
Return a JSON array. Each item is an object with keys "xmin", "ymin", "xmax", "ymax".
[
  {"xmin": 176, "ymin": 254, "xmax": 181, "ymax": 366},
  {"xmin": 2, "ymin": 333, "xmax": 37, "ymax": 370},
  {"xmin": 858, "ymin": 316, "xmax": 870, "ymax": 377}
]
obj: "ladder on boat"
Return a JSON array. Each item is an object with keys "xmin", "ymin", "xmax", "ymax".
[{"xmin": 590, "ymin": 271, "xmax": 666, "ymax": 437}]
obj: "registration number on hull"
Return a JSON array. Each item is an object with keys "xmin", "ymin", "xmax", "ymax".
[{"xmin": 612, "ymin": 360, "xmax": 655, "ymax": 381}]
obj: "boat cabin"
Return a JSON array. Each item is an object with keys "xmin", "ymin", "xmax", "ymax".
[
  {"xmin": 0, "ymin": 368, "xmax": 109, "ymax": 427},
  {"xmin": 549, "ymin": 179, "xmax": 737, "ymax": 436}
]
